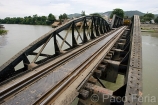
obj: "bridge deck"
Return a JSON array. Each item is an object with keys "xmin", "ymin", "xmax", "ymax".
[
  {"xmin": 0, "ymin": 15, "xmax": 142, "ymax": 105},
  {"xmin": 0, "ymin": 26, "xmax": 126, "ymax": 105}
]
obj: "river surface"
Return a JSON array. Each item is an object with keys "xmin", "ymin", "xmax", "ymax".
[
  {"xmin": 142, "ymin": 32, "xmax": 158, "ymax": 105},
  {"xmin": 0, "ymin": 24, "xmax": 158, "ymax": 104},
  {"xmin": 0, "ymin": 24, "xmax": 52, "ymax": 66}
]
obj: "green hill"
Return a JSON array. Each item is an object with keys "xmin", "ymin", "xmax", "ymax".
[
  {"xmin": 125, "ymin": 10, "xmax": 144, "ymax": 17},
  {"xmin": 102, "ymin": 10, "xmax": 144, "ymax": 17},
  {"xmin": 68, "ymin": 11, "xmax": 158, "ymax": 18},
  {"xmin": 67, "ymin": 13, "xmax": 81, "ymax": 19}
]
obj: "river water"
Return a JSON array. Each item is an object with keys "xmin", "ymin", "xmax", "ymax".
[
  {"xmin": 142, "ymin": 32, "xmax": 158, "ymax": 105},
  {"xmin": 0, "ymin": 24, "xmax": 52, "ymax": 66},
  {"xmin": 0, "ymin": 24, "xmax": 158, "ymax": 104}
]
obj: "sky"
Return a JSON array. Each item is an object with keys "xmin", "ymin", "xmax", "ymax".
[{"xmin": 0, "ymin": 0, "xmax": 158, "ymax": 19}]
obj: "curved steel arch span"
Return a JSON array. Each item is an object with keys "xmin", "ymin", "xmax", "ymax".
[{"xmin": 0, "ymin": 15, "xmax": 123, "ymax": 83}]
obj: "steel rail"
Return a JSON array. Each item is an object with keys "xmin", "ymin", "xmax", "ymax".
[
  {"xmin": 0, "ymin": 27, "xmax": 119, "ymax": 102},
  {"xmin": 0, "ymin": 26, "xmax": 126, "ymax": 105},
  {"xmin": 0, "ymin": 15, "xmax": 112, "ymax": 84},
  {"xmin": 43, "ymin": 26, "xmax": 127, "ymax": 105}
]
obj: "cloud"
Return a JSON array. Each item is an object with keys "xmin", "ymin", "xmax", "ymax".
[
  {"xmin": 0, "ymin": 0, "xmax": 72, "ymax": 18},
  {"xmin": 0, "ymin": 0, "xmax": 158, "ymax": 19},
  {"xmin": 0, "ymin": 2, "xmax": 4, "ymax": 6},
  {"xmin": 70, "ymin": 0, "xmax": 158, "ymax": 13}
]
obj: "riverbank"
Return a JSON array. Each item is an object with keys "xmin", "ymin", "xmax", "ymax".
[
  {"xmin": 141, "ymin": 24, "xmax": 158, "ymax": 33},
  {"xmin": 0, "ymin": 24, "xmax": 7, "ymax": 35}
]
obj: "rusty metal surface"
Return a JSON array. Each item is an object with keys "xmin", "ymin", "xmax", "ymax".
[
  {"xmin": 0, "ymin": 28, "xmax": 119, "ymax": 105},
  {"xmin": 125, "ymin": 67, "xmax": 142, "ymax": 105},
  {"xmin": 104, "ymin": 60, "xmax": 120, "ymax": 83},
  {"xmin": 111, "ymin": 14, "xmax": 123, "ymax": 28},
  {"xmin": 129, "ymin": 16, "xmax": 142, "ymax": 69},
  {"xmin": 47, "ymin": 26, "xmax": 126, "ymax": 105},
  {"xmin": 0, "ymin": 16, "xmax": 112, "ymax": 83},
  {"xmin": 0, "ymin": 29, "xmax": 117, "ymax": 97},
  {"xmin": 124, "ymin": 15, "xmax": 142, "ymax": 105},
  {"xmin": 1, "ymin": 27, "xmax": 126, "ymax": 105},
  {"xmin": 84, "ymin": 83, "xmax": 113, "ymax": 95},
  {"xmin": 78, "ymin": 83, "xmax": 113, "ymax": 105}
]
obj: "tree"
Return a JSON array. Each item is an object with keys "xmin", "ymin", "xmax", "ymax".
[
  {"xmin": 32, "ymin": 14, "xmax": 38, "ymax": 24},
  {"xmin": 81, "ymin": 11, "xmax": 85, "ymax": 16},
  {"xmin": 0, "ymin": 14, "xmax": 56, "ymax": 25},
  {"xmin": 59, "ymin": 14, "xmax": 63, "ymax": 20},
  {"xmin": 140, "ymin": 16, "xmax": 145, "ymax": 22},
  {"xmin": 59, "ymin": 13, "xmax": 68, "ymax": 20},
  {"xmin": 47, "ymin": 13, "xmax": 56, "ymax": 25},
  {"xmin": 62, "ymin": 13, "xmax": 68, "ymax": 19},
  {"xmin": 110, "ymin": 8, "xmax": 124, "ymax": 18},
  {"xmin": 155, "ymin": 16, "xmax": 158, "ymax": 23},
  {"xmin": 144, "ymin": 13, "xmax": 155, "ymax": 21},
  {"xmin": 15, "ymin": 17, "xmax": 23, "ymax": 24},
  {"xmin": 90, "ymin": 13, "xmax": 101, "ymax": 17},
  {"xmin": 59, "ymin": 14, "xmax": 63, "ymax": 23},
  {"xmin": 41, "ymin": 16, "xmax": 47, "ymax": 25}
]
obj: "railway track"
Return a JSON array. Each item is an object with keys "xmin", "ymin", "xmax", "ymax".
[
  {"xmin": 0, "ymin": 15, "xmax": 142, "ymax": 105},
  {"xmin": 39, "ymin": 26, "xmax": 127, "ymax": 105},
  {"xmin": 0, "ymin": 26, "xmax": 126, "ymax": 105}
]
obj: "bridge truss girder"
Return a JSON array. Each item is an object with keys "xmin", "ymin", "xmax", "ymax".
[{"xmin": 0, "ymin": 15, "xmax": 123, "ymax": 83}]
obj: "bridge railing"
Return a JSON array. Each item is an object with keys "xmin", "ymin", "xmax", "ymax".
[
  {"xmin": 111, "ymin": 14, "xmax": 123, "ymax": 28},
  {"xmin": 0, "ymin": 15, "xmax": 122, "ymax": 83},
  {"xmin": 124, "ymin": 15, "xmax": 142, "ymax": 105}
]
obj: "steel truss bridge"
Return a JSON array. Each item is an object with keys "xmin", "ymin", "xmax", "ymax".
[{"xmin": 0, "ymin": 15, "xmax": 142, "ymax": 105}]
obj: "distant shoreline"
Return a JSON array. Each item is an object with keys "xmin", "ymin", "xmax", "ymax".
[{"xmin": 141, "ymin": 24, "xmax": 158, "ymax": 33}]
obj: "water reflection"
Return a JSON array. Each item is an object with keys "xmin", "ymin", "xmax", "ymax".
[{"xmin": 0, "ymin": 35, "xmax": 7, "ymax": 47}]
